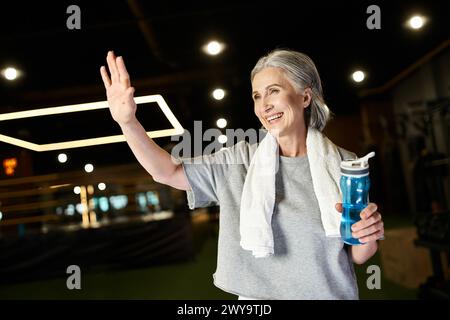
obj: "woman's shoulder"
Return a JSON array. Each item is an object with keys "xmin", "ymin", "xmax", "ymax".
[
  {"xmin": 191, "ymin": 140, "xmax": 254, "ymax": 167},
  {"xmin": 220, "ymin": 140, "xmax": 256, "ymax": 166}
]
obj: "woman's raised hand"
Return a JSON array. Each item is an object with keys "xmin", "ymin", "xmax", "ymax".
[{"xmin": 100, "ymin": 51, "xmax": 137, "ymax": 126}]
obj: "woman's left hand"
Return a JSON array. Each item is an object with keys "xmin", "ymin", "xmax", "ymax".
[{"xmin": 335, "ymin": 202, "xmax": 384, "ymax": 243}]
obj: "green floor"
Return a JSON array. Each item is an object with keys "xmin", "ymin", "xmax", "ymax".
[{"xmin": 0, "ymin": 216, "xmax": 418, "ymax": 300}]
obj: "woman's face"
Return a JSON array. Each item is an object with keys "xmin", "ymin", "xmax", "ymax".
[{"xmin": 252, "ymin": 67, "xmax": 311, "ymax": 136}]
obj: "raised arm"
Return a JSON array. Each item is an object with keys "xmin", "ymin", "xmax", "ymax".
[{"xmin": 100, "ymin": 51, "xmax": 190, "ymax": 191}]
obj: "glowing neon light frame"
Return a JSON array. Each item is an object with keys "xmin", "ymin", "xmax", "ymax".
[{"xmin": 0, "ymin": 95, "xmax": 184, "ymax": 152}]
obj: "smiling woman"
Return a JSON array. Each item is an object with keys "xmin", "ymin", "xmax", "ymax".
[
  {"xmin": 251, "ymin": 50, "xmax": 330, "ymax": 130},
  {"xmin": 252, "ymin": 67, "xmax": 311, "ymax": 157},
  {"xmin": 101, "ymin": 48, "xmax": 384, "ymax": 300},
  {"xmin": 250, "ymin": 50, "xmax": 332, "ymax": 158}
]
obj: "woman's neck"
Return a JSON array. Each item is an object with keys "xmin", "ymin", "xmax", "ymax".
[{"xmin": 277, "ymin": 126, "xmax": 308, "ymax": 157}]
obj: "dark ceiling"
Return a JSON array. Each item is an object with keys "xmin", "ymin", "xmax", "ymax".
[{"xmin": 0, "ymin": 0, "xmax": 449, "ymax": 175}]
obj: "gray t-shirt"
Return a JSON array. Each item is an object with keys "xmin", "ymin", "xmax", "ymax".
[{"xmin": 180, "ymin": 140, "xmax": 359, "ymax": 300}]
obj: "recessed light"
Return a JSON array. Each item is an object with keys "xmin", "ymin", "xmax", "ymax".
[
  {"xmin": 203, "ymin": 40, "xmax": 225, "ymax": 55},
  {"xmin": 352, "ymin": 71, "xmax": 365, "ymax": 83},
  {"xmin": 84, "ymin": 163, "xmax": 94, "ymax": 173},
  {"xmin": 58, "ymin": 153, "xmax": 68, "ymax": 163},
  {"xmin": 212, "ymin": 88, "xmax": 226, "ymax": 100},
  {"xmin": 216, "ymin": 118, "xmax": 227, "ymax": 128},
  {"xmin": 408, "ymin": 15, "xmax": 426, "ymax": 30},
  {"xmin": 2, "ymin": 67, "xmax": 20, "ymax": 81}
]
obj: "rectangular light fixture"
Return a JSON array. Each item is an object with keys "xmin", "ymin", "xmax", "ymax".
[{"xmin": 0, "ymin": 95, "xmax": 184, "ymax": 152}]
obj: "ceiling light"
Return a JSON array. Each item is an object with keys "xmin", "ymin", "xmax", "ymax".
[
  {"xmin": 74, "ymin": 186, "xmax": 81, "ymax": 195},
  {"xmin": 58, "ymin": 153, "xmax": 68, "ymax": 163},
  {"xmin": 216, "ymin": 118, "xmax": 227, "ymax": 128},
  {"xmin": 218, "ymin": 135, "xmax": 227, "ymax": 144},
  {"xmin": 2, "ymin": 67, "xmax": 19, "ymax": 81},
  {"xmin": 352, "ymin": 71, "xmax": 365, "ymax": 83},
  {"xmin": 203, "ymin": 40, "xmax": 224, "ymax": 55},
  {"xmin": 84, "ymin": 163, "xmax": 94, "ymax": 173},
  {"xmin": 212, "ymin": 88, "xmax": 225, "ymax": 100},
  {"xmin": 0, "ymin": 95, "xmax": 183, "ymax": 152},
  {"xmin": 408, "ymin": 15, "xmax": 425, "ymax": 29}
]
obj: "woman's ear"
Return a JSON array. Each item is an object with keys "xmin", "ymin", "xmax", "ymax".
[{"xmin": 303, "ymin": 88, "xmax": 313, "ymax": 108}]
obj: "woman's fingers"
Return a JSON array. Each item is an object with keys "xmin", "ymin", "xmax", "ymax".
[
  {"xmin": 359, "ymin": 229, "xmax": 384, "ymax": 244},
  {"xmin": 353, "ymin": 221, "xmax": 384, "ymax": 239},
  {"xmin": 359, "ymin": 222, "xmax": 385, "ymax": 243},
  {"xmin": 106, "ymin": 51, "xmax": 120, "ymax": 83},
  {"xmin": 116, "ymin": 56, "xmax": 130, "ymax": 87},
  {"xmin": 352, "ymin": 212, "xmax": 382, "ymax": 231},
  {"xmin": 360, "ymin": 203, "xmax": 378, "ymax": 219},
  {"xmin": 100, "ymin": 66, "xmax": 111, "ymax": 88}
]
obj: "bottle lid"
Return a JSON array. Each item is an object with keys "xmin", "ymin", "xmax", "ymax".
[{"xmin": 340, "ymin": 151, "xmax": 375, "ymax": 176}]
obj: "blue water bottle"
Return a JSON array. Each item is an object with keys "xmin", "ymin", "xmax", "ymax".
[{"xmin": 339, "ymin": 152, "xmax": 375, "ymax": 245}]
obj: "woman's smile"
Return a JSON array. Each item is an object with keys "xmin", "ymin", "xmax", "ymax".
[{"xmin": 267, "ymin": 112, "xmax": 284, "ymax": 124}]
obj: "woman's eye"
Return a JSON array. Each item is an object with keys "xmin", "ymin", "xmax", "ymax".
[
  {"xmin": 253, "ymin": 95, "xmax": 260, "ymax": 100},
  {"xmin": 269, "ymin": 88, "xmax": 279, "ymax": 94}
]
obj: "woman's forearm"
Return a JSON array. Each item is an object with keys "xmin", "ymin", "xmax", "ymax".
[
  {"xmin": 119, "ymin": 118, "xmax": 178, "ymax": 181},
  {"xmin": 350, "ymin": 241, "xmax": 378, "ymax": 265}
]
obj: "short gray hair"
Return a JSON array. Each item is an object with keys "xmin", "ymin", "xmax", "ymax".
[{"xmin": 251, "ymin": 49, "xmax": 332, "ymax": 131}]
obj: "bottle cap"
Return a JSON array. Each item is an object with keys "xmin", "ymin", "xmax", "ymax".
[{"xmin": 340, "ymin": 151, "xmax": 375, "ymax": 176}]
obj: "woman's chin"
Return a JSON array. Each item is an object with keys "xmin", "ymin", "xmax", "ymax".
[
  {"xmin": 262, "ymin": 122, "xmax": 285, "ymax": 136},
  {"xmin": 268, "ymin": 126, "xmax": 283, "ymax": 136}
]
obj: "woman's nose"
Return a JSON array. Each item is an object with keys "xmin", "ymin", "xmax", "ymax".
[{"xmin": 263, "ymin": 103, "xmax": 274, "ymax": 113}]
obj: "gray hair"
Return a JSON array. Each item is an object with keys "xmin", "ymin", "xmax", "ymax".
[{"xmin": 251, "ymin": 49, "xmax": 332, "ymax": 131}]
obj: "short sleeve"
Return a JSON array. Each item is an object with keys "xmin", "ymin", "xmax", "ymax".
[
  {"xmin": 178, "ymin": 149, "xmax": 230, "ymax": 209},
  {"xmin": 177, "ymin": 141, "xmax": 251, "ymax": 210}
]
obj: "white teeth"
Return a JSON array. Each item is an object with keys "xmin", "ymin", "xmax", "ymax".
[{"xmin": 267, "ymin": 113, "xmax": 283, "ymax": 122}]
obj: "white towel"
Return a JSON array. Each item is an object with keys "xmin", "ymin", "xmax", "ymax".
[{"xmin": 239, "ymin": 127, "xmax": 343, "ymax": 258}]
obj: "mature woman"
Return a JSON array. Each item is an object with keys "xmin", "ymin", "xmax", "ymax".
[{"xmin": 100, "ymin": 49, "xmax": 384, "ymax": 300}]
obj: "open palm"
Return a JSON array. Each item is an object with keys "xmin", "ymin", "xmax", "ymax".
[{"xmin": 100, "ymin": 51, "xmax": 137, "ymax": 125}]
